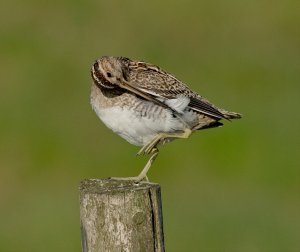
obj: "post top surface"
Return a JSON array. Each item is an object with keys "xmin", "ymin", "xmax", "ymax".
[{"xmin": 79, "ymin": 178, "xmax": 160, "ymax": 194}]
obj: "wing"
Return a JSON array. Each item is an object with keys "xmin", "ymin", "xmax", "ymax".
[{"xmin": 120, "ymin": 61, "xmax": 226, "ymax": 119}]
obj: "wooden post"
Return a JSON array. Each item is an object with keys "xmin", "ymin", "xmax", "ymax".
[{"xmin": 79, "ymin": 178, "xmax": 165, "ymax": 252}]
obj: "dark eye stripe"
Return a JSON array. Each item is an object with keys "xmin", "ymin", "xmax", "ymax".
[{"xmin": 91, "ymin": 63, "xmax": 115, "ymax": 89}]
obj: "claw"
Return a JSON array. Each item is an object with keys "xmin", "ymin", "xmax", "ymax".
[
  {"xmin": 137, "ymin": 135, "xmax": 161, "ymax": 156},
  {"xmin": 136, "ymin": 145, "xmax": 148, "ymax": 156}
]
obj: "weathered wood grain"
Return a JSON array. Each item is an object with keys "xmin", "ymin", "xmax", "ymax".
[{"xmin": 79, "ymin": 178, "xmax": 164, "ymax": 252}]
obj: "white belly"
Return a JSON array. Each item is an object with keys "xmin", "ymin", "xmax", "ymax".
[{"xmin": 92, "ymin": 104, "xmax": 187, "ymax": 146}]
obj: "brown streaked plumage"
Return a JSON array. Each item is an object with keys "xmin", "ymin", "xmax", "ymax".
[{"xmin": 90, "ymin": 56, "xmax": 241, "ymax": 181}]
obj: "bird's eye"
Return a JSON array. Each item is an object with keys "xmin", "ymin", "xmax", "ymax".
[{"xmin": 106, "ymin": 72, "xmax": 112, "ymax": 77}]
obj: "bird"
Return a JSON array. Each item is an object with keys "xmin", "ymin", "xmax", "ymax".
[{"xmin": 90, "ymin": 56, "xmax": 241, "ymax": 181}]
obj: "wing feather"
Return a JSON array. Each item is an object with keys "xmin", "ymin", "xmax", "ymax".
[{"xmin": 126, "ymin": 63, "xmax": 226, "ymax": 119}]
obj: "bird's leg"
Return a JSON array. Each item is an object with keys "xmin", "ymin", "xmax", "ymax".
[
  {"xmin": 110, "ymin": 148, "xmax": 158, "ymax": 182},
  {"xmin": 137, "ymin": 128, "xmax": 192, "ymax": 155},
  {"xmin": 137, "ymin": 134, "xmax": 162, "ymax": 155},
  {"xmin": 111, "ymin": 129, "xmax": 191, "ymax": 182},
  {"xmin": 135, "ymin": 148, "xmax": 159, "ymax": 181}
]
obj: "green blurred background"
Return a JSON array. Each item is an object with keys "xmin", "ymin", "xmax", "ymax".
[{"xmin": 1, "ymin": 0, "xmax": 299, "ymax": 251}]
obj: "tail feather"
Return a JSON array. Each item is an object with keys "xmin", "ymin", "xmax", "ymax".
[{"xmin": 221, "ymin": 110, "xmax": 242, "ymax": 119}]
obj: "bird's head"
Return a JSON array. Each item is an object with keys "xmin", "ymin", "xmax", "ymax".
[{"xmin": 91, "ymin": 56, "xmax": 130, "ymax": 89}]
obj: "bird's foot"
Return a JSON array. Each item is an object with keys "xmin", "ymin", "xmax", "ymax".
[
  {"xmin": 137, "ymin": 129, "xmax": 192, "ymax": 156},
  {"xmin": 109, "ymin": 176, "xmax": 148, "ymax": 183},
  {"xmin": 112, "ymin": 148, "xmax": 158, "ymax": 183},
  {"xmin": 137, "ymin": 137, "xmax": 161, "ymax": 156}
]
